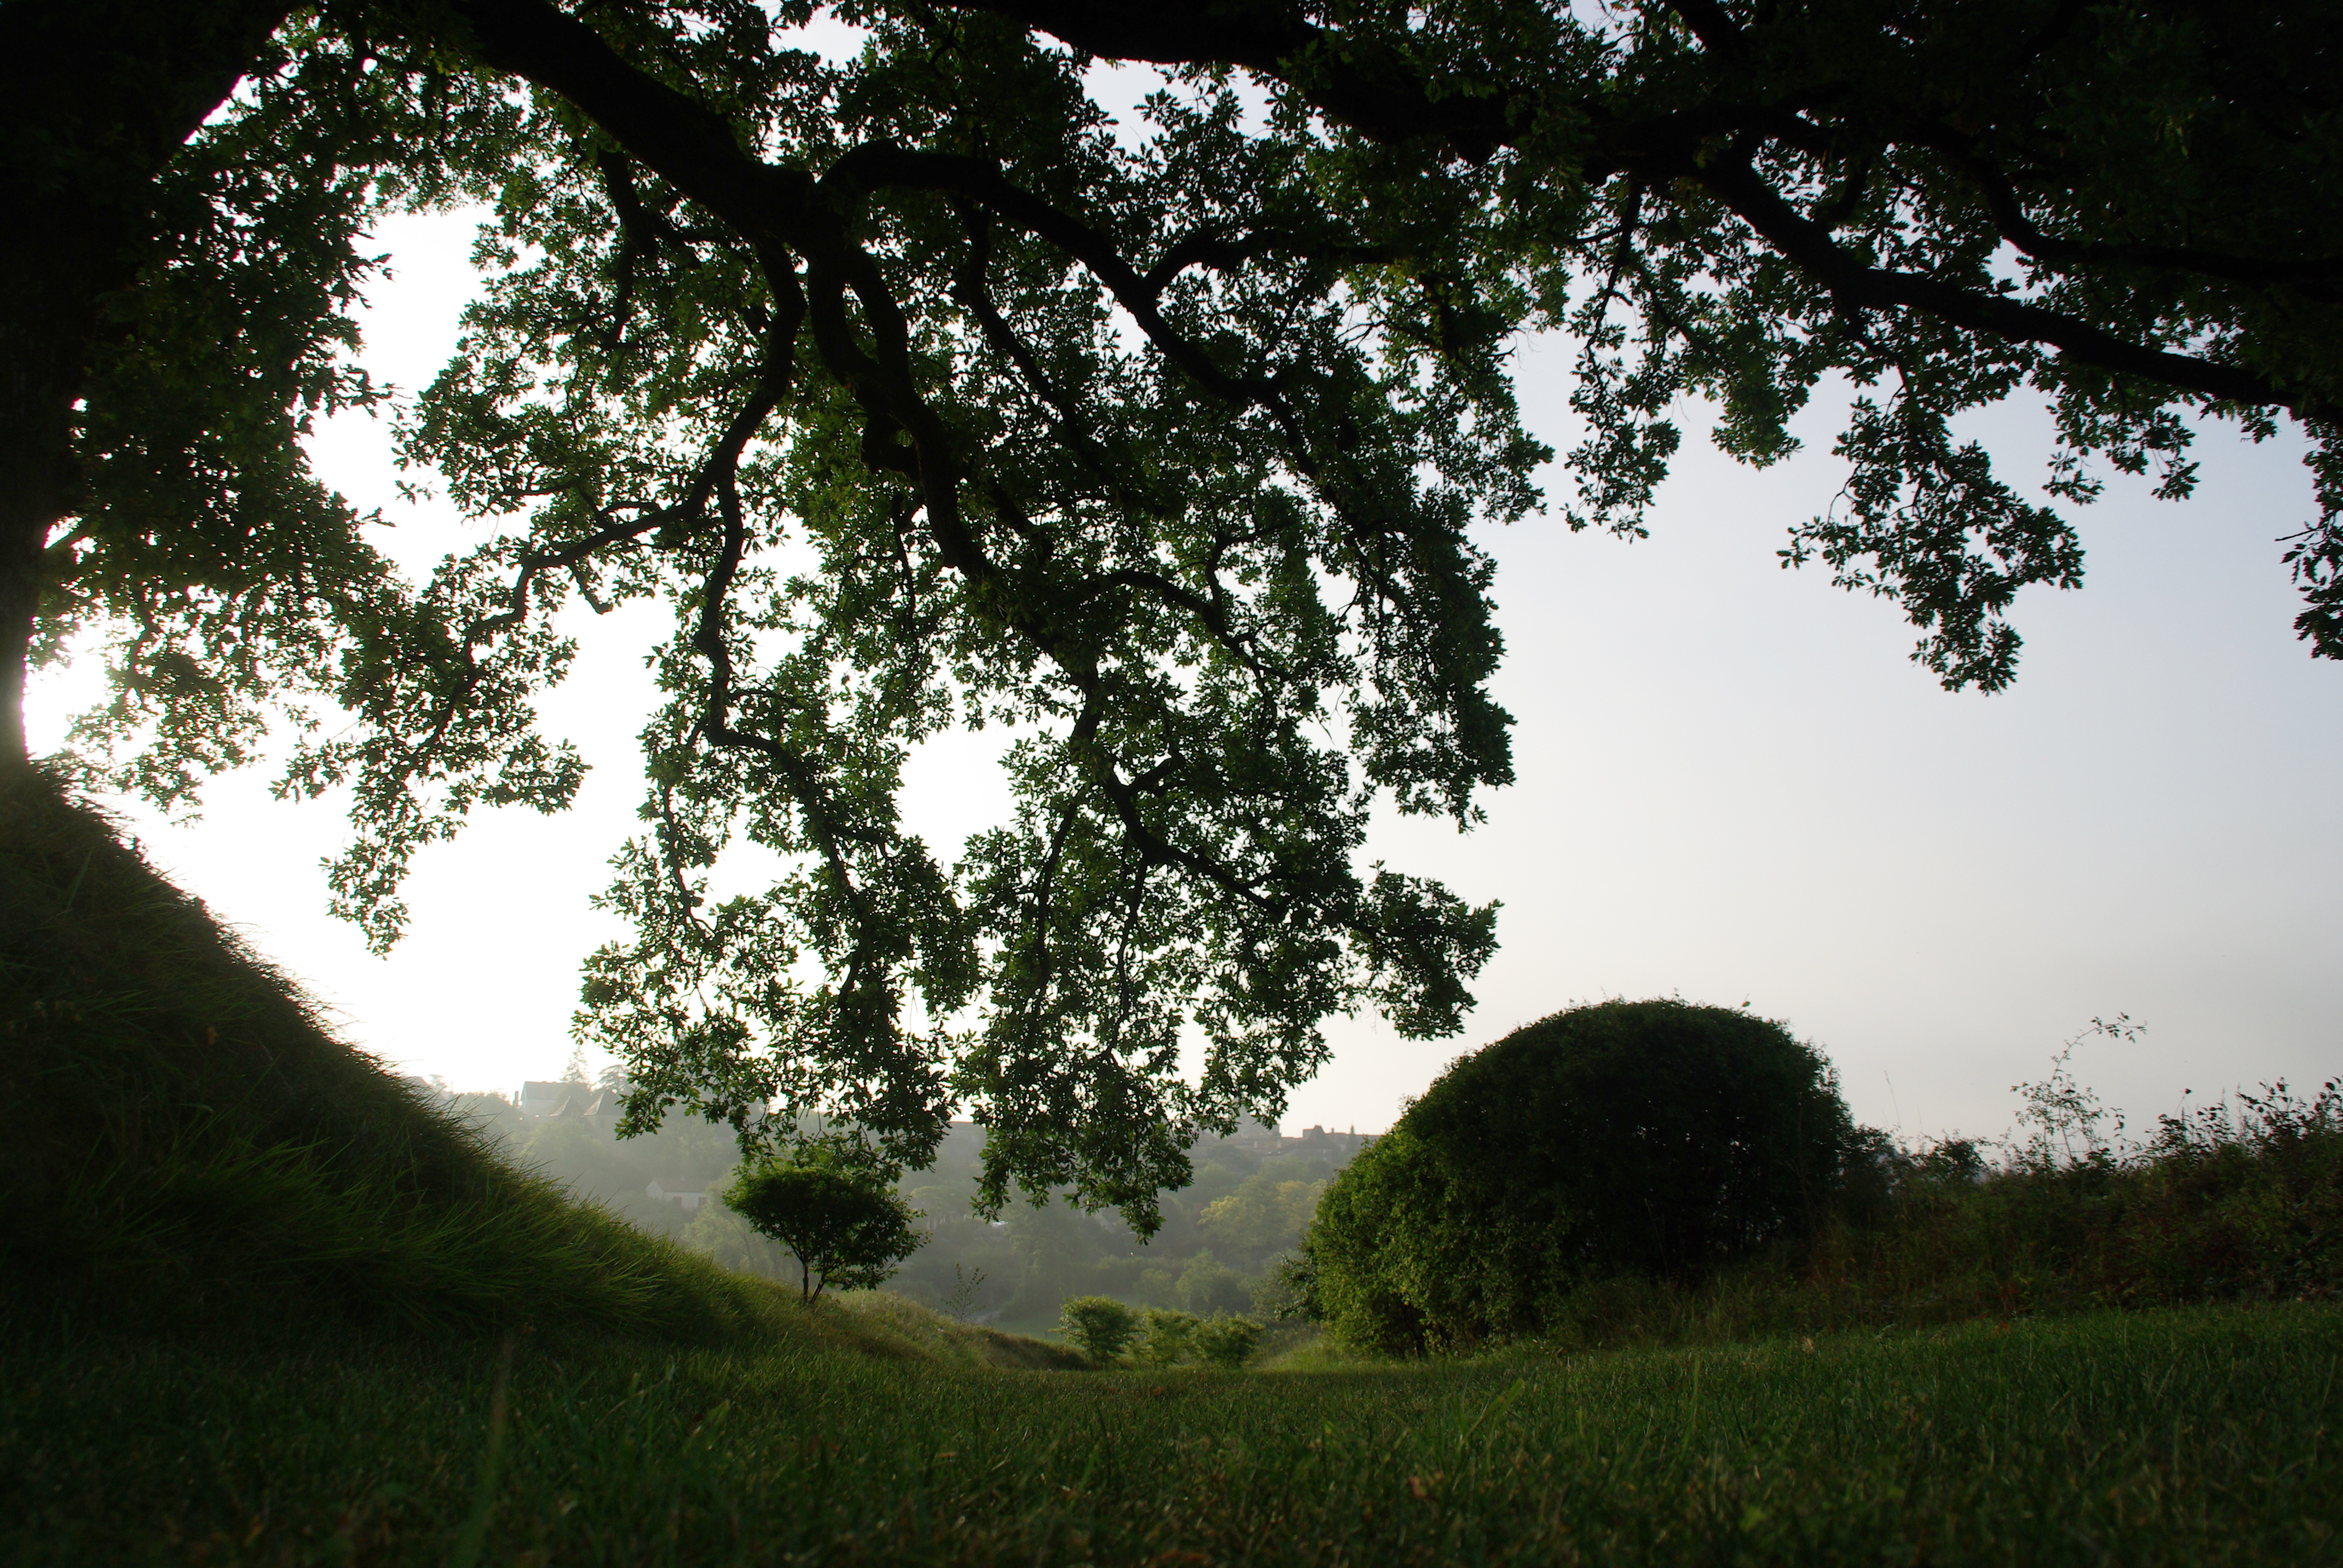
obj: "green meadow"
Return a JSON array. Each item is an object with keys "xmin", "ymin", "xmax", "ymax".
[
  {"xmin": 5, "ymin": 1301, "xmax": 2338, "ymax": 1566},
  {"xmin": 9, "ymin": 776, "xmax": 2342, "ymax": 1564}
]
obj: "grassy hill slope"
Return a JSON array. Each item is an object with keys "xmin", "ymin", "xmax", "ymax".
[{"xmin": 2, "ymin": 767, "xmax": 791, "ymax": 1341}]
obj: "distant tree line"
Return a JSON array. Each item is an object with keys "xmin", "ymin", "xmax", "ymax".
[{"xmin": 454, "ymin": 1079, "xmax": 1364, "ymax": 1334}]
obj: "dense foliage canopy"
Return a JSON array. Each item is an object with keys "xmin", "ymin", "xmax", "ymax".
[
  {"xmin": 1302, "ymin": 998, "xmax": 1855, "ymax": 1353},
  {"xmin": 7, "ymin": 0, "xmax": 2339, "ymax": 1224}
]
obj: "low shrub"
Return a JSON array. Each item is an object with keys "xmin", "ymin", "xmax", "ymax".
[
  {"xmin": 1109, "ymin": 1306, "xmax": 1267, "ymax": 1369},
  {"xmin": 1134, "ymin": 1307, "xmax": 1199, "ymax": 1367},
  {"xmin": 1395, "ymin": 1079, "xmax": 2343, "ymax": 1357},
  {"xmin": 1193, "ymin": 1312, "xmax": 1264, "ymax": 1368},
  {"xmin": 1305, "ymin": 998, "xmax": 1854, "ymax": 1353}
]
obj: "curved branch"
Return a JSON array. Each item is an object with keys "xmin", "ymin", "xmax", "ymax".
[
  {"xmin": 953, "ymin": 0, "xmax": 2330, "ymax": 422},
  {"xmin": 1688, "ymin": 153, "xmax": 2318, "ymax": 417},
  {"xmin": 1942, "ymin": 144, "xmax": 2343, "ymax": 300}
]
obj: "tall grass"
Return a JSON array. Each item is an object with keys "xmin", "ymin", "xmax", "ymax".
[
  {"xmin": 4, "ymin": 1301, "xmax": 2336, "ymax": 1564},
  {"xmin": 1521, "ymin": 1078, "xmax": 2343, "ymax": 1353},
  {"xmin": 0, "ymin": 768, "xmax": 784, "ymax": 1340}
]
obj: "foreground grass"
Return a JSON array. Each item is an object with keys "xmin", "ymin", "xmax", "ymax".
[{"xmin": 4, "ymin": 1303, "xmax": 2336, "ymax": 1566}]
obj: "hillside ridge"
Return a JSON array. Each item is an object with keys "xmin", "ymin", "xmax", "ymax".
[{"xmin": 0, "ymin": 767, "xmax": 1065, "ymax": 1368}]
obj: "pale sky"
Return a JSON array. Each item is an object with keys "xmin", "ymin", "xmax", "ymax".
[{"xmin": 30, "ymin": 199, "xmax": 2340, "ymax": 1152}]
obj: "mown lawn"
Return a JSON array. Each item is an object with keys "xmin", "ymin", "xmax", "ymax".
[{"xmin": 4, "ymin": 1302, "xmax": 2338, "ymax": 1566}]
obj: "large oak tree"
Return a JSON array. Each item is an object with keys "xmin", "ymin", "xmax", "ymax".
[{"xmin": 7, "ymin": 0, "xmax": 2337, "ymax": 1223}]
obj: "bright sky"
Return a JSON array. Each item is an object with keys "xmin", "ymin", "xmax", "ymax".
[{"xmin": 30, "ymin": 198, "xmax": 2341, "ymax": 1150}]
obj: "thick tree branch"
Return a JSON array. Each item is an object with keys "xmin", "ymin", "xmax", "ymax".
[
  {"xmin": 1689, "ymin": 154, "xmax": 2315, "ymax": 416},
  {"xmin": 1938, "ymin": 144, "xmax": 2343, "ymax": 300},
  {"xmin": 952, "ymin": 0, "xmax": 2332, "ymax": 423},
  {"xmin": 0, "ymin": 0, "xmax": 302, "ymax": 766}
]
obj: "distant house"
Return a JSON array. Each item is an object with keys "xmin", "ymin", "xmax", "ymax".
[
  {"xmin": 579, "ymin": 1086, "xmax": 628, "ymax": 1132},
  {"xmin": 646, "ymin": 1178, "xmax": 708, "ymax": 1214},
  {"xmin": 1201, "ymin": 1116, "xmax": 1371, "ymax": 1160},
  {"xmin": 516, "ymin": 1080, "xmax": 589, "ymax": 1120},
  {"xmin": 1293, "ymin": 1123, "xmax": 1372, "ymax": 1158},
  {"xmin": 514, "ymin": 1079, "xmax": 631, "ymax": 1136}
]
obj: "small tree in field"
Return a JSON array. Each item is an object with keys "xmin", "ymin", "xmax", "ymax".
[
  {"xmin": 1057, "ymin": 1296, "xmax": 1138, "ymax": 1365},
  {"xmin": 1193, "ymin": 1313, "xmax": 1264, "ymax": 1370},
  {"xmin": 722, "ymin": 1156, "xmax": 921, "ymax": 1302}
]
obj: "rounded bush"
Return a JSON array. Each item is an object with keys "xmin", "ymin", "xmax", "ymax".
[
  {"xmin": 1135, "ymin": 1307, "xmax": 1199, "ymax": 1367},
  {"xmin": 1058, "ymin": 1295, "xmax": 1138, "ymax": 1363},
  {"xmin": 1192, "ymin": 1311, "xmax": 1264, "ymax": 1369},
  {"xmin": 1306, "ymin": 998, "xmax": 1855, "ymax": 1353}
]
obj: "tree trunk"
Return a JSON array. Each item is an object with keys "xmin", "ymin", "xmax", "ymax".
[
  {"xmin": 0, "ymin": 0, "xmax": 293, "ymax": 773},
  {"xmin": 0, "ymin": 358, "xmax": 69, "ymax": 772}
]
